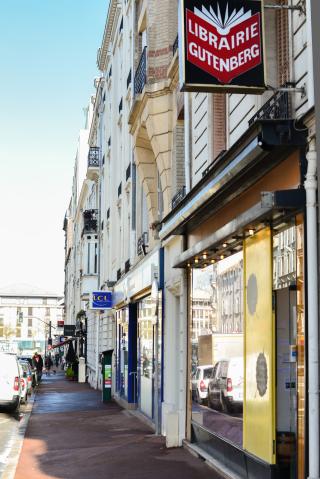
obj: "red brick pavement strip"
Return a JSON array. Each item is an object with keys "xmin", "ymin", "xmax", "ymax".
[{"xmin": 15, "ymin": 374, "xmax": 224, "ymax": 479}]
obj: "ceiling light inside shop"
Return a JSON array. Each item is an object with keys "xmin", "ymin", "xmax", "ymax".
[
  {"xmin": 222, "ymin": 243, "xmax": 227, "ymax": 248},
  {"xmin": 220, "ymin": 254, "xmax": 225, "ymax": 260},
  {"xmin": 202, "ymin": 253, "xmax": 207, "ymax": 260},
  {"xmin": 249, "ymin": 229, "xmax": 255, "ymax": 236},
  {"xmin": 211, "ymin": 259, "xmax": 216, "ymax": 264},
  {"xmin": 194, "ymin": 258, "xmax": 199, "ymax": 264}
]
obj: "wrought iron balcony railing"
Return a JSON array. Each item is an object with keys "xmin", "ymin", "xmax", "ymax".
[
  {"xmin": 137, "ymin": 232, "xmax": 149, "ymax": 256},
  {"xmin": 127, "ymin": 69, "xmax": 132, "ymax": 89},
  {"xmin": 134, "ymin": 47, "xmax": 147, "ymax": 95},
  {"xmin": 172, "ymin": 186, "xmax": 186, "ymax": 209},
  {"xmin": 173, "ymin": 35, "xmax": 179, "ymax": 57},
  {"xmin": 83, "ymin": 209, "xmax": 98, "ymax": 234},
  {"xmin": 249, "ymin": 89, "xmax": 290, "ymax": 126},
  {"xmin": 125, "ymin": 259, "xmax": 130, "ymax": 274},
  {"xmin": 88, "ymin": 147, "xmax": 100, "ymax": 168},
  {"xmin": 126, "ymin": 164, "xmax": 131, "ymax": 181}
]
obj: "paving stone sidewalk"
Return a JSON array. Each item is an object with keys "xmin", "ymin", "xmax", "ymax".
[{"xmin": 14, "ymin": 372, "xmax": 224, "ymax": 479}]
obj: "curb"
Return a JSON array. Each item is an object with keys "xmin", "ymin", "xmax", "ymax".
[{"xmin": 2, "ymin": 391, "xmax": 36, "ymax": 479}]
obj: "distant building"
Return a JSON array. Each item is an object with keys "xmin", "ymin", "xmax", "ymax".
[{"xmin": 0, "ymin": 284, "xmax": 63, "ymax": 355}]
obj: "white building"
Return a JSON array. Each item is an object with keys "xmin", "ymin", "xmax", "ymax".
[{"xmin": 0, "ymin": 283, "xmax": 63, "ymax": 355}]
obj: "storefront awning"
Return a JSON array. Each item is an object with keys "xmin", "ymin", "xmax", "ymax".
[
  {"xmin": 161, "ymin": 120, "xmax": 306, "ymax": 241},
  {"xmin": 173, "ymin": 189, "xmax": 305, "ymax": 269},
  {"xmin": 52, "ymin": 338, "xmax": 75, "ymax": 349}
]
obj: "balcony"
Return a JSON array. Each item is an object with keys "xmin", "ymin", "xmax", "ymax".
[
  {"xmin": 87, "ymin": 147, "xmax": 100, "ymax": 181},
  {"xmin": 125, "ymin": 259, "xmax": 130, "ymax": 274},
  {"xmin": 127, "ymin": 69, "xmax": 132, "ymax": 90},
  {"xmin": 249, "ymin": 89, "xmax": 290, "ymax": 126},
  {"xmin": 126, "ymin": 164, "xmax": 131, "ymax": 181},
  {"xmin": 137, "ymin": 232, "xmax": 149, "ymax": 256},
  {"xmin": 82, "ymin": 209, "xmax": 98, "ymax": 235},
  {"xmin": 134, "ymin": 47, "xmax": 147, "ymax": 95},
  {"xmin": 172, "ymin": 186, "xmax": 186, "ymax": 210},
  {"xmin": 173, "ymin": 35, "xmax": 178, "ymax": 57}
]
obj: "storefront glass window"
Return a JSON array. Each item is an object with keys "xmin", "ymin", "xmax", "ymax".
[
  {"xmin": 191, "ymin": 252, "xmax": 244, "ymax": 447},
  {"xmin": 273, "ymin": 221, "xmax": 305, "ymax": 477},
  {"xmin": 138, "ymin": 296, "xmax": 154, "ymax": 418}
]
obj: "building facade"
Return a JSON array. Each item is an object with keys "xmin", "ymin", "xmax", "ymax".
[
  {"xmin": 63, "ymin": 1, "xmax": 319, "ymax": 478},
  {"xmin": 0, "ymin": 284, "xmax": 63, "ymax": 356}
]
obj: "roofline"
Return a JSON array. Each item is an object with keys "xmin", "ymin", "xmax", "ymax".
[{"xmin": 97, "ymin": 0, "xmax": 119, "ymax": 72}]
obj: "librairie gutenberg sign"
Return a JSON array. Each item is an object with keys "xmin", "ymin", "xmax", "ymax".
[{"xmin": 180, "ymin": 0, "xmax": 266, "ymax": 93}]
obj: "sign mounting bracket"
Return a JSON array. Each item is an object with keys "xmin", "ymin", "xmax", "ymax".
[{"xmin": 264, "ymin": 4, "xmax": 306, "ymax": 15}]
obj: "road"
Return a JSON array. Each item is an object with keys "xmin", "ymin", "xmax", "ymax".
[{"xmin": 0, "ymin": 398, "xmax": 33, "ymax": 478}]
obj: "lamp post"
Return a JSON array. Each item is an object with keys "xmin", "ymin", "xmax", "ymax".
[{"xmin": 26, "ymin": 316, "xmax": 56, "ymax": 355}]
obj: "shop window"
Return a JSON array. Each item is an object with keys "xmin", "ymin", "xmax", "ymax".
[{"xmin": 191, "ymin": 251, "xmax": 244, "ymax": 448}]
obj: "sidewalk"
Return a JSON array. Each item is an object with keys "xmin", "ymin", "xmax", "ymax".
[{"xmin": 14, "ymin": 372, "xmax": 224, "ymax": 479}]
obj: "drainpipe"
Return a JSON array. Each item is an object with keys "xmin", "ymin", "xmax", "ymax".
[
  {"xmin": 184, "ymin": 92, "xmax": 191, "ymax": 193},
  {"xmin": 305, "ymin": 138, "xmax": 319, "ymax": 479},
  {"xmin": 305, "ymin": 0, "xmax": 315, "ymax": 109}
]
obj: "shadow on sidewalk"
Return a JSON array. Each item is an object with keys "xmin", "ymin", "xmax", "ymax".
[{"xmin": 15, "ymin": 373, "xmax": 223, "ymax": 479}]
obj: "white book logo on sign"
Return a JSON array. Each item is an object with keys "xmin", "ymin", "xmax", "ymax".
[{"xmin": 194, "ymin": 3, "xmax": 252, "ymax": 35}]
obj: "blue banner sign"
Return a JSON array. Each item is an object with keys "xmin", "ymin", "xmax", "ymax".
[{"xmin": 90, "ymin": 291, "xmax": 112, "ymax": 309}]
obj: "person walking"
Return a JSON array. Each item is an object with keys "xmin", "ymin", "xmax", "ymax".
[
  {"xmin": 32, "ymin": 352, "xmax": 43, "ymax": 384},
  {"xmin": 45, "ymin": 355, "xmax": 53, "ymax": 376}
]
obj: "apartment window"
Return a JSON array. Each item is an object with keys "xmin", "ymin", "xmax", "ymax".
[
  {"xmin": 16, "ymin": 327, "xmax": 21, "ymax": 338},
  {"xmin": 28, "ymin": 317, "xmax": 33, "ymax": 327},
  {"xmin": 0, "ymin": 316, "xmax": 3, "ymax": 337},
  {"xmin": 28, "ymin": 329, "xmax": 32, "ymax": 338},
  {"xmin": 28, "ymin": 307, "xmax": 33, "ymax": 317}
]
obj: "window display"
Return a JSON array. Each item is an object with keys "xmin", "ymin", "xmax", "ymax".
[{"xmin": 191, "ymin": 252, "xmax": 244, "ymax": 447}]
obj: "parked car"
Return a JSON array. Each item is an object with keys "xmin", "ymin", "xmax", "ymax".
[
  {"xmin": 191, "ymin": 365, "xmax": 213, "ymax": 404},
  {"xmin": 0, "ymin": 352, "xmax": 21, "ymax": 412},
  {"xmin": 19, "ymin": 360, "xmax": 33, "ymax": 396},
  {"xmin": 19, "ymin": 356, "xmax": 38, "ymax": 387},
  {"xmin": 18, "ymin": 363, "xmax": 28, "ymax": 404},
  {"xmin": 207, "ymin": 357, "xmax": 243, "ymax": 413}
]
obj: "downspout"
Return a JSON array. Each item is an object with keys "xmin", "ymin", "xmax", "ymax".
[
  {"xmin": 305, "ymin": 138, "xmax": 319, "ymax": 479},
  {"xmin": 96, "ymin": 78, "xmax": 104, "ymax": 389}
]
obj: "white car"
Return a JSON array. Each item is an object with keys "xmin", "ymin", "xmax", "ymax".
[
  {"xmin": 191, "ymin": 365, "xmax": 213, "ymax": 404},
  {"xmin": 0, "ymin": 352, "xmax": 21, "ymax": 412}
]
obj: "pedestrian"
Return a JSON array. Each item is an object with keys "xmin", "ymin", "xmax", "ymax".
[
  {"xmin": 45, "ymin": 355, "xmax": 53, "ymax": 376},
  {"xmin": 32, "ymin": 352, "xmax": 43, "ymax": 384}
]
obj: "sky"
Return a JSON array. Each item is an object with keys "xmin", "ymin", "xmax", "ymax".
[{"xmin": 0, "ymin": 1, "xmax": 108, "ymax": 294}]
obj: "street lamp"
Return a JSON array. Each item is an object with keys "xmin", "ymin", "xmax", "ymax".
[{"xmin": 25, "ymin": 316, "xmax": 57, "ymax": 356}]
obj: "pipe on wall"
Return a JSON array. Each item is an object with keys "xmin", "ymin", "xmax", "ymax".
[{"xmin": 305, "ymin": 138, "xmax": 319, "ymax": 479}]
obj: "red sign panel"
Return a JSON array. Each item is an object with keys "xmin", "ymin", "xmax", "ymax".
[{"xmin": 180, "ymin": 0, "xmax": 266, "ymax": 93}]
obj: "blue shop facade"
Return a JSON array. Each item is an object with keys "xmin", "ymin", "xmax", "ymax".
[{"xmin": 113, "ymin": 248, "xmax": 164, "ymax": 429}]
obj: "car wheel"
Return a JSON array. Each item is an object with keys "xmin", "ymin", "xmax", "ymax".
[
  {"xmin": 196, "ymin": 389, "xmax": 203, "ymax": 405},
  {"xmin": 221, "ymin": 394, "xmax": 228, "ymax": 413}
]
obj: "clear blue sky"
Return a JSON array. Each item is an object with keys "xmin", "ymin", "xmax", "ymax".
[{"xmin": 0, "ymin": 0, "xmax": 108, "ymax": 294}]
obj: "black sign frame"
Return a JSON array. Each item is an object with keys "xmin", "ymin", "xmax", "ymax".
[
  {"xmin": 64, "ymin": 325, "xmax": 76, "ymax": 337},
  {"xmin": 179, "ymin": 0, "xmax": 266, "ymax": 94}
]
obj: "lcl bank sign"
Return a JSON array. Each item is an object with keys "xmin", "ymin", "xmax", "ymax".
[{"xmin": 180, "ymin": 0, "xmax": 266, "ymax": 93}]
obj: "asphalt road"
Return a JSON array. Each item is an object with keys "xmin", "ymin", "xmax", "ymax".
[{"xmin": 0, "ymin": 396, "xmax": 33, "ymax": 479}]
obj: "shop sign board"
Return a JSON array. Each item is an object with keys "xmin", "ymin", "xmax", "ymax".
[
  {"xmin": 90, "ymin": 291, "xmax": 112, "ymax": 310},
  {"xmin": 64, "ymin": 325, "xmax": 76, "ymax": 337},
  {"xmin": 179, "ymin": 0, "xmax": 266, "ymax": 94}
]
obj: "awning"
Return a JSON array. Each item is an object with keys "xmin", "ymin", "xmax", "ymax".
[
  {"xmin": 161, "ymin": 120, "xmax": 306, "ymax": 241},
  {"xmin": 52, "ymin": 338, "xmax": 75, "ymax": 349},
  {"xmin": 173, "ymin": 189, "xmax": 305, "ymax": 269}
]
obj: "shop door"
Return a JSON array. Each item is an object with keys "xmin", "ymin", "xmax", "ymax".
[
  {"xmin": 138, "ymin": 322, "xmax": 154, "ymax": 418},
  {"xmin": 137, "ymin": 297, "xmax": 154, "ymax": 418},
  {"xmin": 276, "ymin": 287, "xmax": 297, "ymax": 478}
]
